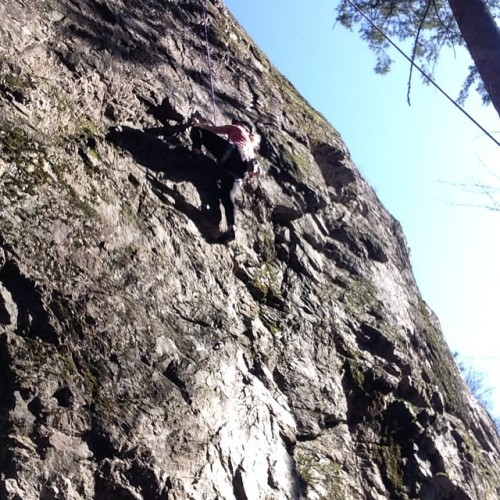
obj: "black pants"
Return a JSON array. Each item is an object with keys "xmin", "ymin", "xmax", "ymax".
[
  {"xmin": 217, "ymin": 173, "xmax": 240, "ymax": 227},
  {"xmin": 190, "ymin": 127, "xmax": 247, "ymax": 227}
]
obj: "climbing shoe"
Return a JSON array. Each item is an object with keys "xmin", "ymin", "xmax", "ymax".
[{"xmin": 217, "ymin": 228, "xmax": 236, "ymax": 244}]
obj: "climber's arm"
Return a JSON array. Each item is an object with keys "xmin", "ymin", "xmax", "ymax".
[
  {"xmin": 193, "ymin": 123, "xmax": 234, "ymax": 136},
  {"xmin": 191, "ymin": 116, "xmax": 235, "ymax": 135}
]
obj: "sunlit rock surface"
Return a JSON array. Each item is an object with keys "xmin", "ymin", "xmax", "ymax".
[{"xmin": 0, "ymin": 0, "xmax": 499, "ymax": 498}]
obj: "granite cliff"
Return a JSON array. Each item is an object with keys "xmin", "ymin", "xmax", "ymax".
[{"xmin": 1, "ymin": 0, "xmax": 499, "ymax": 499}]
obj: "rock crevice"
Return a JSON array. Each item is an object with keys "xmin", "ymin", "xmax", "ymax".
[{"xmin": 0, "ymin": 0, "xmax": 499, "ymax": 499}]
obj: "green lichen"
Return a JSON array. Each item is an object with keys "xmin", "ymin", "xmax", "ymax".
[
  {"xmin": 74, "ymin": 357, "xmax": 114, "ymax": 416},
  {"xmin": 94, "ymin": 388, "xmax": 114, "ymax": 416},
  {"xmin": 272, "ymin": 68, "xmax": 338, "ymax": 145},
  {"xmin": 79, "ymin": 146, "xmax": 101, "ymax": 176},
  {"xmin": 50, "ymin": 91, "xmax": 72, "ymax": 114},
  {"xmin": 20, "ymin": 337, "xmax": 51, "ymax": 368},
  {"xmin": 378, "ymin": 439, "xmax": 405, "ymax": 495},
  {"xmin": 0, "ymin": 65, "xmax": 35, "ymax": 93},
  {"xmin": 0, "ymin": 123, "xmax": 62, "ymax": 199},
  {"xmin": 60, "ymin": 354, "xmax": 79, "ymax": 382},
  {"xmin": 80, "ymin": 119, "xmax": 98, "ymax": 138},
  {"xmin": 18, "ymin": 339, "xmax": 79, "ymax": 387},
  {"xmin": 79, "ymin": 363, "xmax": 98, "ymax": 393},
  {"xmin": 87, "ymin": 147, "xmax": 100, "ymax": 160},
  {"xmin": 457, "ymin": 424, "xmax": 499, "ymax": 488},
  {"xmin": 343, "ymin": 276, "xmax": 384, "ymax": 319},
  {"xmin": 0, "ymin": 124, "xmax": 45, "ymax": 166},
  {"xmin": 259, "ymin": 308, "xmax": 280, "ymax": 338},
  {"xmin": 296, "ymin": 450, "xmax": 344, "ymax": 499},
  {"xmin": 417, "ymin": 299, "xmax": 467, "ymax": 417},
  {"xmin": 346, "ymin": 358, "xmax": 367, "ymax": 392},
  {"xmin": 461, "ymin": 429, "xmax": 480, "ymax": 462},
  {"xmin": 282, "ymin": 147, "xmax": 310, "ymax": 178},
  {"xmin": 253, "ymin": 261, "xmax": 281, "ymax": 300},
  {"xmin": 256, "ymin": 228, "xmax": 276, "ymax": 262}
]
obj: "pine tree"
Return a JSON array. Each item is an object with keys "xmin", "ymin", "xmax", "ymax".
[{"xmin": 337, "ymin": 0, "xmax": 500, "ymax": 116}]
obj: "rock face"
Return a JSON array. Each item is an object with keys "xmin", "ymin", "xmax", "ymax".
[{"xmin": 0, "ymin": 1, "xmax": 499, "ymax": 499}]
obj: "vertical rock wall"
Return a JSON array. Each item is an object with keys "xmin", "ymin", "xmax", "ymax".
[{"xmin": 0, "ymin": 0, "xmax": 499, "ymax": 498}]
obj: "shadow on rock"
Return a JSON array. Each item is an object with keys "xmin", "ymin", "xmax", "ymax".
[
  {"xmin": 106, "ymin": 125, "xmax": 224, "ymax": 242},
  {"xmin": 57, "ymin": 0, "xmax": 205, "ymax": 69}
]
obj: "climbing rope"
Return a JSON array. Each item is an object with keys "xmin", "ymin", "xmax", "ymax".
[
  {"xmin": 202, "ymin": 0, "xmax": 217, "ymax": 124},
  {"xmin": 343, "ymin": 0, "xmax": 500, "ymax": 148}
]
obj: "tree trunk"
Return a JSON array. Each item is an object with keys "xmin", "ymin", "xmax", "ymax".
[{"xmin": 447, "ymin": 0, "xmax": 500, "ymax": 117}]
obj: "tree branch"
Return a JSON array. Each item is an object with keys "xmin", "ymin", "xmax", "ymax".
[{"xmin": 407, "ymin": 0, "xmax": 432, "ymax": 105}]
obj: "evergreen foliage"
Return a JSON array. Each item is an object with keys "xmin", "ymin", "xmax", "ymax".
[{"xmin": 336, "ymin": 0, "xmax": 500, "ymax": 105}]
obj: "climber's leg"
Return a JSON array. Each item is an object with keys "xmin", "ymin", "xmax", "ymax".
[{"xmin": 190, "ymin": 126, "xmax": 229, "ymax": 159}]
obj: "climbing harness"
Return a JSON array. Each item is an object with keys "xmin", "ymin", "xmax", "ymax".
[
  {"xmin": 220, "ymin": 143, "xmax": 234, "ymax": 163},
  {"xmin": 225, "ymin": 158, "xmax": 261, "ymax": 184},
  {"xmin": 218, "ymin": 141, "xmax": 261, "ymax": 182},
  {"xmin": 244, "ymin": 158, "xmax": 262, "ymax": 179},
  {"xmin": 202, "ymin": 0, "xmax": 217, "ymax": 124}
]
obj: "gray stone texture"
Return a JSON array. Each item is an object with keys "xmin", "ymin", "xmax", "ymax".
[{"xmin": 0, "ymin": 0, "xmax": 499, "ymax": 498}]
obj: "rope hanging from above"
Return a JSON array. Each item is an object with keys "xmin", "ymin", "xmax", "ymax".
[{"xmin": 202, "ymin": 0, "xmax": 217, "ymax": 124}]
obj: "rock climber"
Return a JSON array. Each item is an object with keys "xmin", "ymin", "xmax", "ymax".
[{"xmin": 190, "ymin": 116, "xmax": 261, "ymax": 243}]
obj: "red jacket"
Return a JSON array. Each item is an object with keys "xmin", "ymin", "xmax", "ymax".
[{"xmin": 203, "ymin": 124, "xmax": 257, "ymax": 160}]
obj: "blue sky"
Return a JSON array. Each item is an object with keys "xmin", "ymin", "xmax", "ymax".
[{"xmin": 223, "ymin": 0, "xmax": 500, "ymax": 418}]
